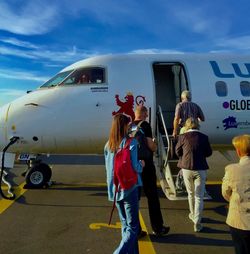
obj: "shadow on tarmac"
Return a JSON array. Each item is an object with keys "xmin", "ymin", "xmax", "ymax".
[
  {"xmin": 205, "ymin": 184, "xmax": 225, "ymax": 202},
  {"xmin": 202, "ymin": 217, "xmax": 225, "ymax": 224},
  {"xmin": 149, "ymin": 233, "xmax": 233, "ymax": 246},
  {"xmin": 15, "ymin": 195, "xmax": 113, "ymax": 209}
]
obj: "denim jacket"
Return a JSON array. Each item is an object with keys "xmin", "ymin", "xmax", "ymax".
[
  {"xmin": 104, "ymin": 137, "xmax": 143, "ymax": 202},
  {"xmin": 222, "ymin": 156, "xmax": 250, "ymax": 230}
]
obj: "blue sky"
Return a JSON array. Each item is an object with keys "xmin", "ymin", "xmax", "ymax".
[{"xmin": 0, "ymin": 0, "xmax": 250, "ymax": 106}]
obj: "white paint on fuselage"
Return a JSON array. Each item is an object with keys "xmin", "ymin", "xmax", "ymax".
[{"xmin": 1, "ymin": 53, "xmax": 250, "ymax": 155}]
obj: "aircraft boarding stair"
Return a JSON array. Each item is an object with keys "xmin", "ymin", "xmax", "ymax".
[
  {"xmin": 155, "ymin": 105, "xmax": 188, "ymax": 200},
  {"xmin": 155, "ymin": 105, "xmax": 212, "ymax": 200}
]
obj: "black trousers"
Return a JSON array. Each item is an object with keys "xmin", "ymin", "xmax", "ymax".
[
  {"xmin": 230, "ymin": 226, "xmax": 250, "ymax": 254},
  {"xmin": 141, "ymin": 160, "xmax": 164, "ymax": 232}
]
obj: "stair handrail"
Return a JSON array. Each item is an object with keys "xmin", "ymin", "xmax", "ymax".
[{"xmin": 157, "ymin": 105, "xmax": 170, "ymax": 167}]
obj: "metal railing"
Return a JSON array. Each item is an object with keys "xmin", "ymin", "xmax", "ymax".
[{"xmin": 156, "ymin": 105, "xmax": 170, "ymax": 168}]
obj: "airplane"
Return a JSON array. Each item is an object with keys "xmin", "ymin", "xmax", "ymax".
[{"xmin": 0, "ymin": 53, "xmax": 250, "ymax": 200}]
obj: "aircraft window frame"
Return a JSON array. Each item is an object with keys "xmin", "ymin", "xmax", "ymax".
[
  {"xmin": 240, "ymin": 81, "xmax": 250, "ymax": 97},
  {"xmin": 60, "ymin": 67, "xmax": 106, "ymax": 86},
  {"xmin": 215, "ymin": 81, "xmax": 228, "ymax": 97},
  {"xmin": 40, "ymin": 70, "xmax": 73, "ymax": 88}
]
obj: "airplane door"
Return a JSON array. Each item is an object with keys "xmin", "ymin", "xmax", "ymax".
[{"xmin": 153, "ymin": 63, "xmax": 189, "ymax": 132}]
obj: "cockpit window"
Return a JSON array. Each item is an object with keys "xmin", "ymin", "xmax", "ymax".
[
  {"xmin": 40, "ymin": 67, "xmax": 105, "ymax": 88},
  {"xmin": 62, "ymin": 67, "xmax": 105, "ymax": 85},
  {"xmin": 40, "ymin": 70, "xmax": 72, "ymax": 88}
]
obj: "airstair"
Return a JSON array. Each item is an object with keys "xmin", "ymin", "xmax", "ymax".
[
  {"xmin": 155, "ymin": 105, "xmax": 187, "ymax": 200},
  {"xmin": 155, "ymin": 105, "xmax": 212, "ymax": 200}
]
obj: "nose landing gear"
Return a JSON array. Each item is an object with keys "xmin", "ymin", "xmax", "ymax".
[{"xmin": 24, "ymin": 161, "xmax": 52, "ymax": 189}]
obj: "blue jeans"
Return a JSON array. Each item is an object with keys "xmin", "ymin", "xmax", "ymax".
[{"xmin": 113, "ymin": 187, "xmax": 139, "ymax": 254}]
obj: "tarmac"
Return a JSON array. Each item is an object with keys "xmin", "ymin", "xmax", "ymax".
[{"xmin": 0, "ymin": 152, "xmax": 237, "ymax": 254}]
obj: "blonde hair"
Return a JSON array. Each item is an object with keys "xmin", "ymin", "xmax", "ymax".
[
  {"xmin": 184, "ymin": 117, "xmax": 200, "ymax": 130},
  {"xmin": 108, "ymin": 114, "xmax": 130, "ymax": 152},
  {"xmin": 232, "ymin": 134, "xmax": 250, "ymax": 156}
]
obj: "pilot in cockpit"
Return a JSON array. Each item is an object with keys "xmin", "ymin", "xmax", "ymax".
[{"xmin": 77, "ymin": 73, "xmax": 90, "ymax": 84}]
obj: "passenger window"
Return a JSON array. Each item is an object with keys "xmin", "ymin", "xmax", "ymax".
[
  {"xmin": 240, "ymin": 81, "xmax": 250, "ymax": 96},
  {"xmin": 215, "ymin": 81, "xmax": 227, "ymax": 97},
  {"xmin": 63, "ymin": 67, "xmax": 105, "ymax": 85}
]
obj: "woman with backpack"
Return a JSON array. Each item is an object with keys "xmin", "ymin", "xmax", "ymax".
[{"xmin": 104, "ymin": 113, "xmax": 144, "ymax": 254}]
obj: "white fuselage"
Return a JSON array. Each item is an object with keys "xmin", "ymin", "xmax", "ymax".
[{"xmin": 1, "ymin": 54, "xmax": 250, "ymax": 155}]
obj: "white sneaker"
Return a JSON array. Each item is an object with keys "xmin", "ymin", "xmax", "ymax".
[{"xmin": 194, "ymin": 223, "xmax": 203, "ymax": 232}]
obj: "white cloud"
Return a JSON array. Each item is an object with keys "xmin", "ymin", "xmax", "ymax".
[
  {"xmin": 170, "ymin": 4, "xmax": 230, "ymax": 38},
  {"xmin": 0, "ymin": 0, "xmax": 144, "ymax": 36},
  {"xmin": 0, "ymin": 88, "xmax": 26, "ymax": 97},
  {"xmin": 0, "ymin": 0, "xmax": 136, "ymax": 35},
  {"xmin": 0, "ymin": 45, "xmax": 37, "ymax": 59},
  {"xmin": 216, "ymin": 36, "xmax": 250, "ymax": 50},
  {"xmin": 30, "ymin": 46, "xmax": 97, "ymax": 63},
  {"xmin": 0, "ymin": 43, "xmax": 97, "ymax": 63},
  {"xmin": 130, "ymin": 48, "xmax": 184, "ymax": 54},
  {"xmin": 0, "ymin": 69, "xmax": 49, "ymax": 82},
  {"xmin": 58, "ymin": 0, "xmax": 138, "ymax": 25},
  {"xmin": 42, "ymin": 63, "xmax": 65, "ymax": 68},
  {"xmin": 0, "ymin": 89, "xmax": 26, "ymax": 107},
  {"xmin": 0, "ymin": 37, "xmax": 39, "ymax": 49},
  {"xmin": 0, "ymin": 1, "xmax": 59, "ymax": 35}
]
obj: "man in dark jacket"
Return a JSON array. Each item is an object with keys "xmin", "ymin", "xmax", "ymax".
[
  {"xmin": 134, "ymin": 105, "xmax": 170, "ymax": 237},
  {"xmin": 175, "ymin": 117, "xmax": 212, "ymax": 232}
]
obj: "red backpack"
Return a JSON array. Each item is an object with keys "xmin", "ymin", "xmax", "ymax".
[
  {"xmin": 108, "ymin": 138, "xmax": 138, "ymax": 224},
  {"xmin": 113, "ymin": 138, "xmax": 138, "ymax": 190}
]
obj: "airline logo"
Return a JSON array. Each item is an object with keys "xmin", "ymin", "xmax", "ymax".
[
  {"xmin": 223, "ymin": 116, "xmax": 238, "ymax": 130},
  {"xmin": 210, "ymin": 61, "xmax": 250, "ymax": 78},
  {"xmin": 223, "ymin": 100, "xmax": 250, "ymax": 110},
  {"xmin": 112, "ymin": 92, "xmax": 146, "ymax": 120},
  {"xmin": 223, "ymin": 116, "xmax": 250, "ymax": 130}
]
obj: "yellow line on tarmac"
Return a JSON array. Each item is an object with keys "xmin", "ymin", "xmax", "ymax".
[
  {"xmin": 138, "ymin": 212, "xmax": 156, "ymax": 254},
  {"xmin": 0, "ymin": 182, "xmax": 155, "ymax": 252},
  {"xmin": 53, "ymin": 183, "xmax": 108, "ymax": 188},
  {"xmin": 206, "ymin": 180, "xmax": 222, "ymax": 185},
  {"xmin": 89, "ymin": 212, "xmax": 156, "ymax": 254},
  {"xmin": 89, "ymin": 222, "xmax": 122, "ymax": 230},
  {"xmin": 59, "ymin": 180, "xmax": 221, "ymax": 189},
  {"xmin": 0, "ymin": 182, "xmax": 27, "ymax": 214}
]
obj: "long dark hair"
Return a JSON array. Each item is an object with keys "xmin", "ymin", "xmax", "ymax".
[{"xmin": 108, "ymin": 114, "xmax": 130, "ymax": 152}]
